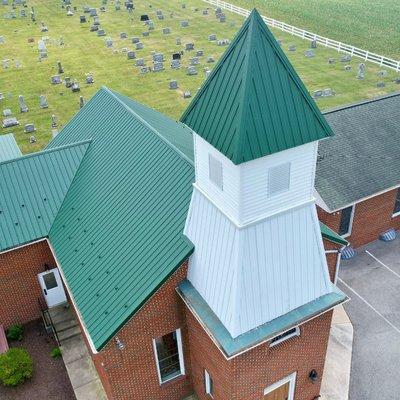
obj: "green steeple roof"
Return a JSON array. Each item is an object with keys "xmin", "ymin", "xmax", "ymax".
[{"xmin": 181, "ymin": 9, "xmax": 333, "ymax": 165}]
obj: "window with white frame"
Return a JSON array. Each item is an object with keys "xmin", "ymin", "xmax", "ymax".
[
  {"xmin": 208, "ymin": 154, "xmax": 223, "ymax": 190},
  {"xmin": 153, "ymin": 329, "xmax": 185, "ymax": 384},
  {"xmin": 270, "ymin": 326, "xmax": 300, "ymax": 347},
  {"xmin": 204, "ymin": 369, "xmax": 214, "ymax": 397},
  {"xmin": 393, "ymin": 188, "xmax": 400, "ymax": 216},
  {"xmin": 268, "ymin": 162, "xmax": 291, "ymax": 197},
  {"xmin": 338, "ymin": 205, "xmax": 354, "ymax": 237}
]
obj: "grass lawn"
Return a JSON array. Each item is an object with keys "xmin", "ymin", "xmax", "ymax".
[
  {"xmin": 0, "ymin": 0, "xmax": 399, "ymax": 153},
  {"xmin": 232, "ymin": 0, "xmax": 400, "ymax": 59}
]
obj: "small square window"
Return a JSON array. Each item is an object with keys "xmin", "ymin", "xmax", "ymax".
[
  {"xmin": 208, "ymin": 154, "xmax": 223, "ymax": 190},
  {"xmin": 153, "ymin": 329, "xmax": 185, "ymax": 384},
  {"xmin": 268, "ymin": 163, "xmax": 291, "ymax": 196},
  {"xmin": 204, "ymin": 369, "xmax": 214, "ymax": 397}
]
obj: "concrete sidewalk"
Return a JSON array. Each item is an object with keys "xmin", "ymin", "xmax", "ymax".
[{"xmin": 320, "ymin": 305, "xmax": 353, "ymax": 400}]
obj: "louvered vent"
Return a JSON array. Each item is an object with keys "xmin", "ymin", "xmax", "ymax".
[
  {"xmin": 208, "ymin": 154, "xmax": 223, "ymax": 190},
  {"xmin": 268, "ymin": 162, "xmax": 291, "ymax": 196}
]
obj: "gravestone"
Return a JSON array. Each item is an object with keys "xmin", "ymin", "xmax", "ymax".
[
  {"xmin": 157, "ymin": 14, "xmax": 164, "ymax": 20},
  {"xmin": 148, "ymin": 21, "xmax": 154, "ymax": 30},
  {"xmin": 89, "ymin": 8, "xmax": 97, "ymax": 16},
  {"xmin": 357, "ymin": 63, "xmax": 366, "ymax": 79},
  {"xmin": 20, "ymin": 9, "xmax": 26, "ymax": 17},
  {"xmin": 340, "ymin": 54, "xmax": 351, "ymax": 62},
  {"xmin": 79, "ymin": 96, "xmax": 84, "ymax": 108},
  {"xmin": 51, "ymin": 75, "xmax": 62, "ymax": 85},
  {"xmin": 185, "ymin": 42, "xmax": 194, "ymax": 51},
  {"xmin": 205, "ymin": 69, "xmax": 211, "ymax": 78},
  {"xmin": 120, "ymin": 32, "xmax": 127, "ymax": 39},
  {"xmin": 99, "ymin": 6, "xmax": 106, "ymax": 12},
  {"xmin": 288, "ymin": 44, "xmax": 296, "ymax": 52},
  {"xmin": 190, "ymin": 57, "xmax": 199, "ymax": 65},
  {"xmin": 65, "ymin": 77, "xmax": 72, "ymax": 87},
  {"xmin": 51, "ymin": 114, "xmax": 57, "ymax": 128},
  {"xmin": 142, "ymin": 31, "xmax": 150, "ymax": 37},
  {"xmin": 66, "ymin": 5, "xmax": 74, "ymax": 16},
  {"xmin": 344, "ymin": 65, "xmax": 352, "ymax": 71},
  {"xmin": 24, "ymin": 123, "xmax": 35, "ymax": 133},
  {"xmin": 3, "ymin": 109, "xmax": 12, "ymax": 117},
  {"xmin": 203, "ymin": 9, "xmax": 208, "ymax": 15},
  {"xmin": 328, "ymin": 58, "xmax": 336, "ymax": 64},
  {"xmin": 187, "ymin": 66, "xmax": 197, "ymax": 75},
  {"xmin": 208, "ymin": 34, "xmax": 216, "ymax": 41},
  {"xmin": 219, "ymin": 15, "xmax": 226, "ymax": 22},
  {"xmin": 39, "ymin": 95, "xmax": 48, "ymax": 108},
  {"xmin": 172, "ymin": 53, "xmax": 181, "ymax": 60},
  {"xmin": 97, "ymin": 29, "xmax": 106, "ymax": 36},
  {"xmin": 84, "ymin": 6, "xmax": 90, "ymax": 13},
  {"xmin": 393, "ymin": 78, "xmax": 400, "ymax": 84},
  {"xmin": 90, "ymin": 25, "xmax": 99, "ymax": 31},
  {"xmin": 71, "ymin": 82, "xmax": 80, "ymax": 92},
  {"xmin": 136, "ymin": 42, "xmax": 143, "ymax": 50},
  {"xmin": 2, "ymin": 117, "xmax": 19, "ymax": 128},
  {"xmin": 127, "ymin": 51, "xmax": 136, "ymax": 59},
  {"xmin": 136, "ymin": 58, "xmax": 145, "ymax": 66},
  {"xmin": 313, "ymin": 90, "xmax": 323, "ymax": 98},
  {"xmin": 105, "ymin": 37, "xmax": 113, "ymax": 47},
  {"xmin": 93, "ymin": 16, "xmax": 100, "ymax": 25},
  {"xmin": 163, "ymin": 27, "xmax": 170, "ymax": 34},
  {"xmin": 207, "ymin": 56, "xmax": 214, "ymax": 63},
  {"xmin": 171, "ymin": 59, "xmax": 181, "ymax": 69},
  {"xmin": 18, "ymin": 95, "xmax": 28, "ymax": 112},
  {"xmin": 153, "ymin": 53, "xmax": 164, "ymax": 62},
  {"xmin": 15, "ymin": 60, "xmax": 22, "ymax": 68},
  {"xmin": 180, "ymin": 20, "xmax": 189, "ymax": 27},
  {"xmin": 169, "ymin": 80, "xmax": 178, "ymax": 89},
  {"xmin": 86, "ymin": 73, "xmax": 94, "ymax": 84},
  {"xmin": 310, "ymin": 40, "xmax": 317, "ymax": 49},
  {"xmin": 153, "ymin": 62, "xmax": 164, "ymax": 72},
  {"xmin": 183, "ymin": 91, "xmax": 191, "ymax": 99},
  {"xmin": 196, "ymin": 50, "xmax": 203, "ymax": 57},
  {"xmin": 305, "ymin": 49, "xmax": 314, "ymax": 58},
  {"xmin": 322, "ymin": 88, "xmax": 334, "ymax": 97},
  {"xmin": 132, "ymin": 37, "xmax": 140, "ymax": 43},
  {"xmin": 57, "ymin": 61, "xmax": 64, "ymax": 74},
  {"xmin": 140, "ymin": 14, "xmax": 149, "ymax": 21},
  {"xmin": 140, "ymin": 66, "xmax": 149, "ymax": 74},
  {"xmin": 217, "ymin": 39, "xmax": 229, "ymax": 46},
  {"xmin": 176, "ymin": 37, "xmax": 181, "ymax": 45},
  {"xmin": 80, "ymin": 15, "xmax": 87, "ymax": 23},
  {"xmin": 2, "ymin": 59, "xmax": 9, "ymax": 69},
  {"xmin": 377, "ymin": 70, "xmax": 387, "ymax": 77},
  {"xmin": 29, "ymin": 136, "xmax": 36, "ymax": 144}
]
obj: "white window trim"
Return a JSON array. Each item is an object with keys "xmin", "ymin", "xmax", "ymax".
[
  {"xmin": 393, "ymin": 211, "xmax": 400, "ymax": 218},
  {"xmin": 204, "ymin": 369, "xmax": 213, "ymax": 398},
  {"xmin": 269, "ymin": 326, "xmax": 300, "ymax": 347},
  {"xmin": 152, "ymin": 328, "xmax": 185, "ymax": 385},
  {"xmin": 341, "ymin": 205, "xmax": 355, "ymax": 238},
  {"xmin": 263, "ymin": 372, "xmax": 296, "ymax": 399},
  {"xmin": 267, "ymin": 162, "xmax": 291, "ymax": 197}
]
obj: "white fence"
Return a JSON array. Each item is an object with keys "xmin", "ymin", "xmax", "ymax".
[{"xmin": 202, "ymin": 0, "xmax": 400, "ymax": 72}]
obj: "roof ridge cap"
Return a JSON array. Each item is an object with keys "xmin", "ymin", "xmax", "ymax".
[
  {"xmin": 103, "ymin": 87, "xmax": 194, "ymax": 166},
  {"xmin": 0, "ymin": 139, "xmax": 92, "ymax": 168}
]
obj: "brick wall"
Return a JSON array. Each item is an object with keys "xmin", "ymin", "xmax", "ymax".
[
  {"xmin": 186, "ymin": 308, "xmax": 333, "ymax": 400},
  {"xmin": 85, "ymin": 262, "xmax": 193, "ymax": 400},
  {"xmin": 318, "ymin": 188, "xmax": 400, "ymax": 248},
  {"xmin": 323, "ymin": 239, "xmax": 341, "ymax": 283},
  {"xmin": 0, "ymin": 240, "xmax": 55, "ymax": 328}
]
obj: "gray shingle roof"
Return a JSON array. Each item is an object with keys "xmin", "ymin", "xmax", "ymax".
[{"xmin": 316, "ymin": 92, "xmax": 400, "ymax": 211}]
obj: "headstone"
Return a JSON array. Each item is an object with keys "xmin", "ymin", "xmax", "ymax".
[
  {"xmin": 217, "ymin": 39, "xmax": 229, "ymax": 46},
  {"xmin": 310, "ymin": 40, "xmax": 317, "ymax": 49},
  {"xmin": 340, "ymin": 54, "xmax": 351, "ymax": 62},
  {"xmin": 136, "ymin": 58, "xmax": 145, "ymax": 66},
  {"xmin": 105, "ymin": 37, "xmax": 113, "ymax": 47},
  {"xmin": 86, "ymin": 73, "xmax": 94, "ymax": 84},
  {"xmin": 328, "ymin": 58, "xmax": 336, "ymax": 64},
  {"xmin": 90, "ymin": 25, "xmax": 99, "ymax": 32},
  {"xmin": 172, "ymin": 52, "xmax": 181, "ymax": 60},
  {"xmin": 394, "ymin": 78, "xmax": 400, "ymax": 84},
  {"xmin": 71, "ymin": 82, "xmax": 80, "ymax": 92},
  {"xmin": 305, "ymin": 49, "xmax": 314, "ymax": 58},
  {"xmin": 171, "ymin": 59, "xmax": 181, "ymax": 69},
  {"xmin": 187, "ymin": 66, "xmax": 197, "ymax": 75},
  {"xmin": 2, "ymin": 117, "xmax": 19, "ymax": 128},
  {"xmin": 18, "ymin": 95, "xmax": 28, "ymax": 113},
  {"xmin": 176, "ymin": 37, "xmax": 181, "ymax": 45},
  {"xmin": 153, "ymin": 53, "xmax": 164, "ymax": 62},
  {"xmin": 185, "ymin": 42, "xmax": 194, "ymax": 51},
  {"xmin": 142, "ymin": 31, "xmax": 150, "ymax": 37},
  {"xmin": 313, "ymin": 90, "xmax": 323, "ymax": 98},
  {"xmin": 3, "ymin": 109, "xmax": 12, "ymax": 117},
  {"xmin": 190, "ymin": 57, "xmax": 199, "ymax": 65},
  {"xmin": 99, "ymin": 6, "xmax": 106, "ymax": 12},
  {"xmin": 80, "ymin": 15, "xmax": 87, "ymax": 23},
  {"xmin": 97, "ymin": 29, "xmax": 106, "ymax": 37},
  {"xmin": 66, "ymin": 5, "xmax": 74, "ymax": 16},
  {"xmin": 57, "ymin": 61, "xmax": 64, "ymax": 74},
  {"xmin": 288, "ymin": 44, "xmax": 296, "ymax": 52},
  {"xmin": 205, "ymin": 69, "xmax": 211, "ymax": 78},
  {"xmin": 153, "ymin": 62, "xmax": 164, "ymax": 72},
  {"xmin": 2, "ymin": 59, "xmax": 9, "ymax": 69},
  {"xmin": 39, "ymin": 95, "xmax": 48, "ymax": 108},
  {"xmin": 203, "ymin": 9, "xmax": 208, "ymax": 15},
  {"xmin": 127, "ymin": 51, "xmax": 136, "ymax": 59},
  {"xmin": 120, "ymin": 32, "xmax": 127, "ymax": 39},
  {"xmin": 148, "ymin": 21, "xmax": 154, "ymax": 30},
  {"xmin": 29, "ymin": 136, "xmax": 36, "ymax": 144},
  {"xmin": 219, "ymin": 15, "xmax": 226, "ymax": 22},
  {"xmin": 20, "ymin": 9, "xmax": 26, "ymax": 17},
  {"xmin": 79, "ymin": 96, "xmax": 84, "ymax": 108},
  {"xmin": 93, "ymin": 16, "xmax": 100, "ymax": 25},
  {"xmin": 136, "ymin": 42, "xmax": 143, "ymax": 50},
  {"xmin": 140, "ymin": 66, "xmax": 149, "ymax": 74},
  {"xmin": 52, "ymin": 129, "xmax": 59, "ymax": 138},
  {"xmin": 344, "ymin": 65, "xmax": 352, "ymax": 71},
  {"xmin": 51, "ymin": 75, "xmax": 62, "ymax": 84},
  {"xmin": 196, "ymin": 50, "xmax": 204, "ymax": 57},
  {"xmin": 51, "ymin": 114, "xmax": 57, "ymax": 128},
  {"xmin": 207, "ymin": 56, "xmax": 215, "ymax": 63},
  {"xmin": 24, "ymin": 123, "xmax": 35, "ymax": 133},
  {"xmin": 14, "ymin": 60, "xmax": 21, "ymax": 68},
  {"xmin": 322, "ymin": 88, "xmax": 334, "ymax": 97},
  {"xmin": 163, "ymin": 27, "xmax": 170, "ymax": 34},
  {"xmin": 183, "ymin": 91, "xmax": 191, "ymax": 99},
  {"xmin": 356, "ymin": 63, "xmax": 366, "ymax": 79},
  {"xmin": 169, "ymin": 80, "xmax": 178, "ymax": 89},
  {"xmin": 89, "ymin": 8, "xmax": 97, "ymax": 16},
  {"xmin": 180, "ymin": 20, "xmax": 189, "ymax": 27},
  {"xmin": 377, "ymin": 70, "xmax": 387, "ymax": 77},
  {"xmin": 140, "ymin": 14, "xmax": 149, "ymax": 21},
  {"xmin": 132, "ymin": 37, "xmax": 140, "ymax": 43},
  {"xmin": 208, "ymin": 34, "xmax": 216, "ymax": 41},
  {"xmin": 65, "ymin": 77, "xmax": 72, "ymax": 87}
]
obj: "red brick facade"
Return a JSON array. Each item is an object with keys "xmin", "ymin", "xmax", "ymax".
[
  {"xmin": 318, "ymin": 188, "xmax": 400, "ymax": 248},
  {"xmin": 0, "ymin": 240, "xmax": 55, "ymax": 328}
]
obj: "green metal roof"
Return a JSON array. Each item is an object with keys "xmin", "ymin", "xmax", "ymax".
[
  {"xmin": 317, "ymin": 92, "xmax": 400, "ymax": 211},
  {"xmin": 0, "ymin": 133, "xmax": 22, "ymax": 162},
  {"xmin": 181, "ymin": 9, "xmax": 333, "ymax": 165},
  {"xmin": 47, "ymin": 87, "xmax": 194, "ymax": 351},
  {"xmin": 320, "ymin": 222, "xmax": 348, "ymax": 246},
  {"xmin": 0, "ymin": 142, "xmax": 90, "ymax": 252},
  {"xmin": 178, "ymin": 279, "xmax": 347, "ymax": 358}
]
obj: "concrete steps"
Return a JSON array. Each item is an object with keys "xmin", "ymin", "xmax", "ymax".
[{"xmin": 48, "ymin": 304, "xmax": 80, "ymax": 344}]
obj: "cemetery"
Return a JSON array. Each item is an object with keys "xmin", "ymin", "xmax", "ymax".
[{"xmin": 0, "ymin": 0, "xmax": 399, "ymax": 154}]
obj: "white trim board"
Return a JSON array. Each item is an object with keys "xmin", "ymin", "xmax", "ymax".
[{"xmin": 263, "ymin": 372, "xmax": 297, "ymax": 399}]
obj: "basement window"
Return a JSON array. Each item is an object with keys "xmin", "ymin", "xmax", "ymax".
[
  {"xmin": 270, "ymin": 327, "xmax": 300, "ymax": 347},
  {"xmin": 208, "ymin": 154, "xmax": 223, "ymax": 190},
  {"xmin": 268, "ymin": 162, "xmax": 291, "ymax": 197},
  {"xmin": 153, "ymin": 329, "xmax": 185, "ymax": 384},
  {"xmin": 204, "ymin": 370, "xmax": 214, "ymax": 397},
  {"xmin": 338, "ymin": 205, "xmax": 355, "ymax": 237},
  {"xmin": 393, "ymin": 188, "xmax": 400, "ymax": 217}
]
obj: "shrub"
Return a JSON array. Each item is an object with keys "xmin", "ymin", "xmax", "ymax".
[
  {"xmin": 0, "ymin": 348, "xmax": 33, "ymax": 386},
  {"xmin": 51, "ymin": 347, "xmax": 62, "ymax": 359},
  {"xmin": 6, "ymin": 325, "xmax": 23, "ymax": 341}
]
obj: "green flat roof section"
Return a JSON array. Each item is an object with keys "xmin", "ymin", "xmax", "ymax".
[
  {"xmin": 178, "ymin": 279, "xmax": 347, "ymax": 358},
  {"xmin": 0, "ymin": 133, "xmax": 22, "ymax": 162},
  {"xmin": 320, "ymin": 222, "xmax": 348, "ymax": 246},
  {"xmin": 0, "ymin": 141, "xmax": 90, "ymax": 252},
  {"xmin": 317, "ymin": 92, "xmax": 400, "ymax": 211},
  {"xmin": 47, "ymin": 87, "xmax": 195, "ymax": 351},
  {"xmin": 181, "ymin": 9, "xmax": 333, "ymax": 165}
]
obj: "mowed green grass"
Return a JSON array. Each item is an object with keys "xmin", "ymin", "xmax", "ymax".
[
  {"xmin": 233, "ymin": 0, "xmax": 400, "ymax": 59},
  {"xmin": 0, "ymin": 0, "xmax": 399, "ymax": 153}
]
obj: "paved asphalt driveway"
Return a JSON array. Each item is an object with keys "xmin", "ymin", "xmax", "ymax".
[{"xmin": 338, "ymin": 236, "xmax": 400, "ymax": 400}]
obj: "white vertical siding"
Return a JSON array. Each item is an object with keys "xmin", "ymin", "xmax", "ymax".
[{"xmin": 185, "ymin": 188, "xmax": 332, "ymax": 338}]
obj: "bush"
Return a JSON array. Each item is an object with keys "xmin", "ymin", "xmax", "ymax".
[
  {"xmin": 0, "ymin": 348, "xmax": 33, "ymax": 386},
  {"xmin": 51, "ymin": 347, "xmax": 62, "ymax": 359},
  {"xmin": 6, "ymin": 325, "xmax": 23, "ymax": 341}
]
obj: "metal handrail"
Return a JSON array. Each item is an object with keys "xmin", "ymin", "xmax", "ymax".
[{"xmin": 37, "ymin": 298, "xmax": 60, "ymax": 346}]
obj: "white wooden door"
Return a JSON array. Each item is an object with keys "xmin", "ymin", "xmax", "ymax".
[{"xmin": 38, "ymin": 268, "xmax": 67, "ymax": 308}]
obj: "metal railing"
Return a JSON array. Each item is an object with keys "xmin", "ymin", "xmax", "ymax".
[
  {"xmin": 202, "ymin": 0, "xmax": 400, "ymax": 71},
  {"xmin": 37, "ymin": 298, "xmax": 60, "ymax": 346}
]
